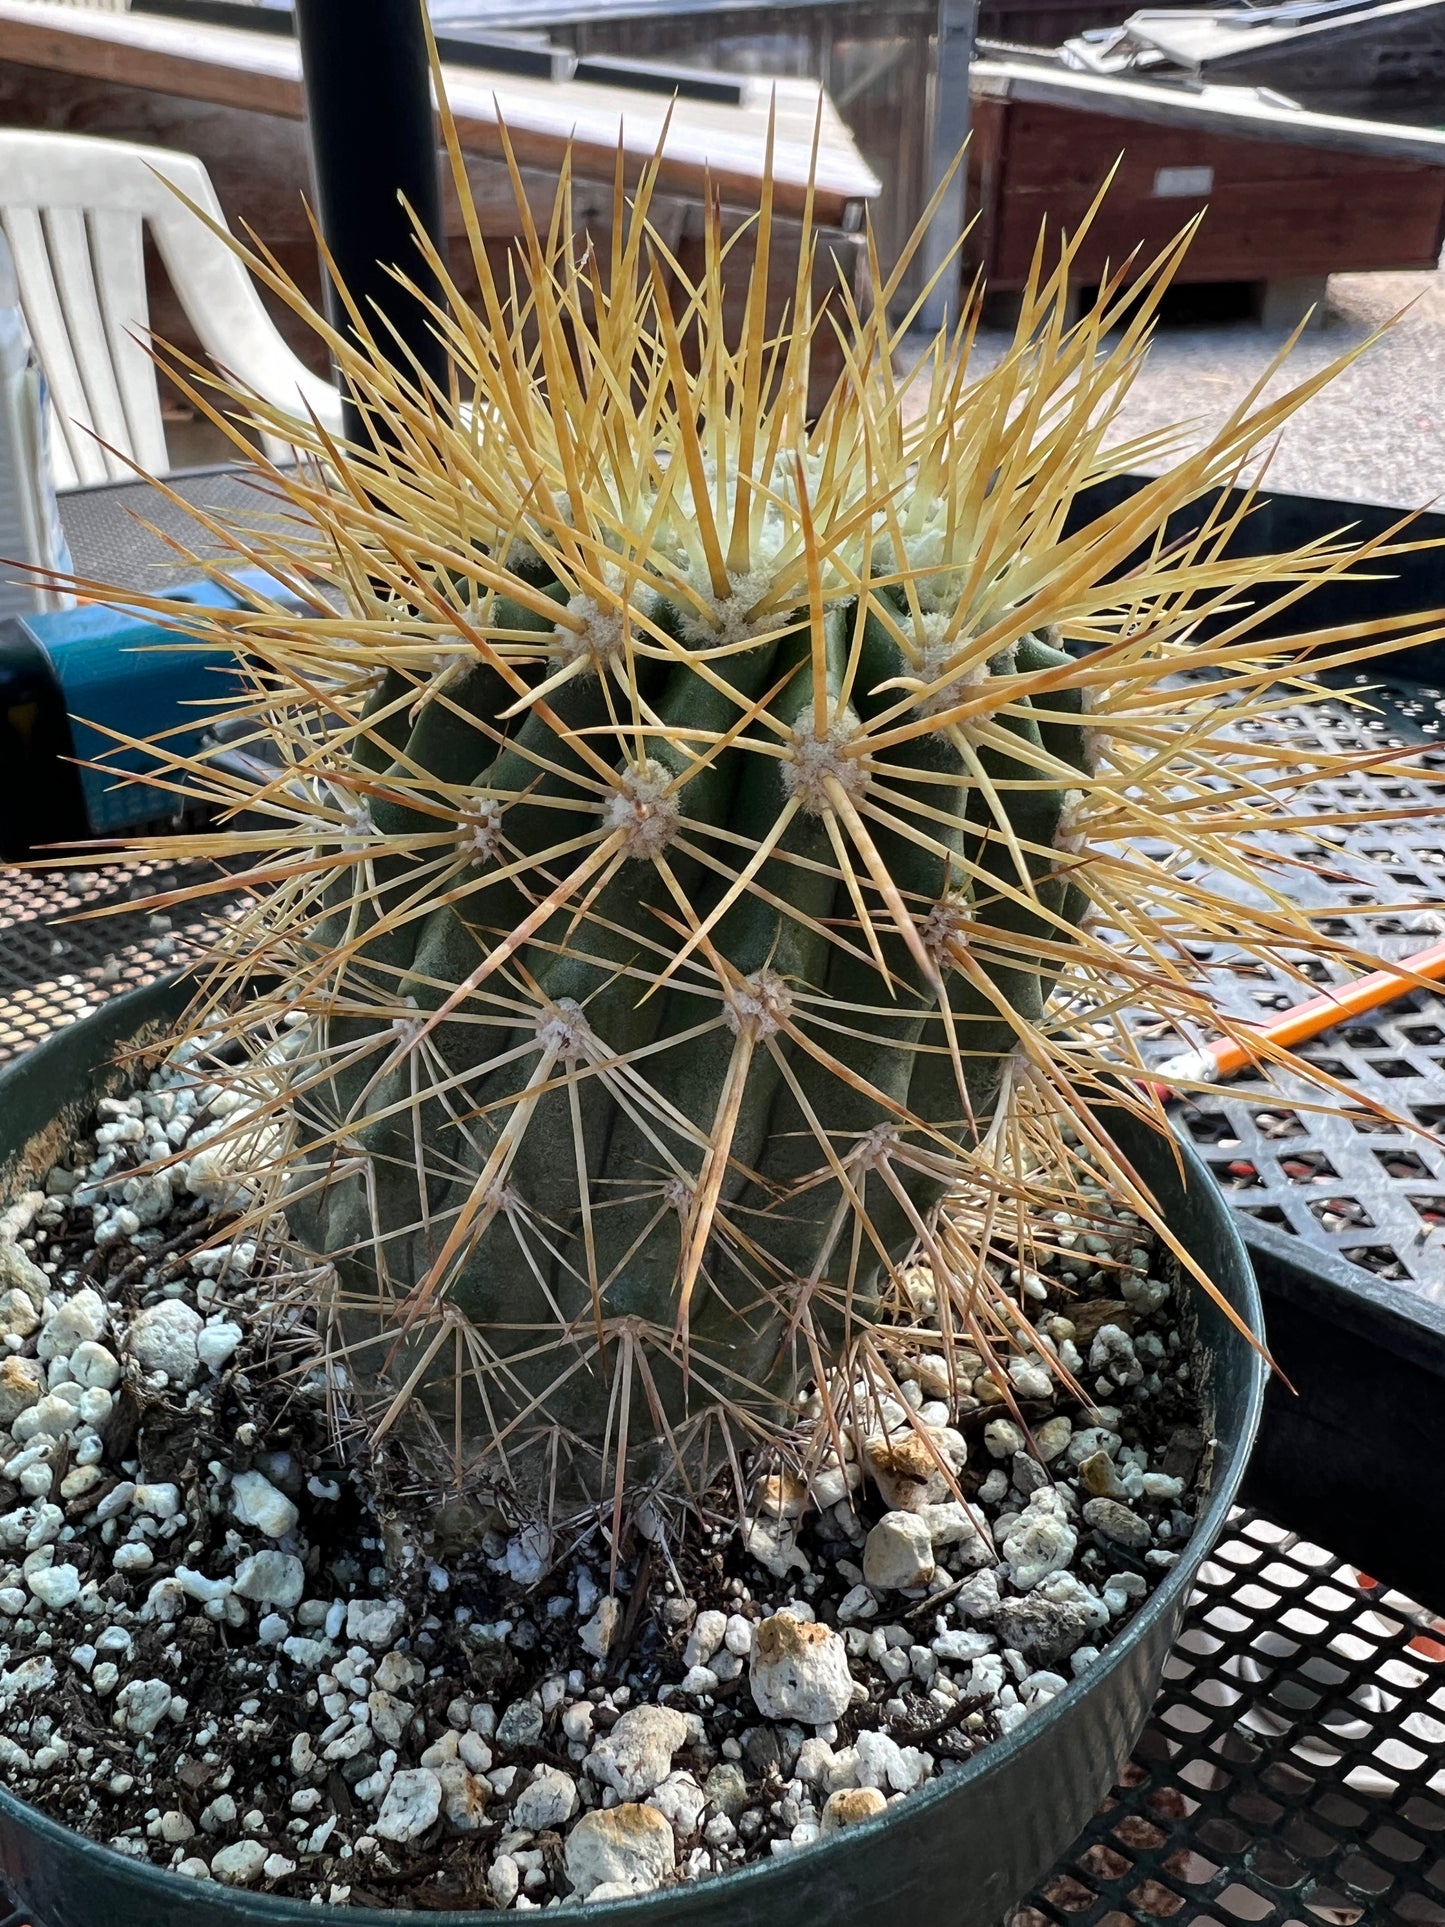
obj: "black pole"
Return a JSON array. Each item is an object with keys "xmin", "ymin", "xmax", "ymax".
[{"xmin": 292, "ymin": 0, "xmax": 448, "ymax": 442}]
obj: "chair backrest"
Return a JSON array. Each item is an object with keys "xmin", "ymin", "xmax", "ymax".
[{"xmin": 0, "ymin": 129, "xmax": 340, "ymax": 486}]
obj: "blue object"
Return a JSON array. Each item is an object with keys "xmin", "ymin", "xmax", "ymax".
[{"xmin": 0, "ymin": 567, "xmax": 301, "ymax": 854}]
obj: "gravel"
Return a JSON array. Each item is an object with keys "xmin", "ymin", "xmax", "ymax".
[
  {"xmin": 904, "ymin": 258, "xmax": 1445, "ymax": 509},
  {"xmin": 0, "ymin": 1037, "xmax": 1212, "ymax": 1909}
]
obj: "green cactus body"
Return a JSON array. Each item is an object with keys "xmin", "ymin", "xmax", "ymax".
[
  {"xmin": 112, "ymin": 135, "xmax": 1414, "ymax": 1523},
  {"xmin": 289, "ymin": 541, "xmax": 1090, "ymax": 1507}
]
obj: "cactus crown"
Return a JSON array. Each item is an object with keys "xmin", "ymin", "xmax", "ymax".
[{"xmin": 78, "ymin": 114, "xmax": 1441, "ymax": 1525}]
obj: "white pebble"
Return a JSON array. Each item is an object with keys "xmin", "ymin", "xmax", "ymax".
[
  {"xmin": 282, "ymin": 1636, "xmax": 330, "ymax": 1671},
  {"xmin": 230, "ymin": 1470, "xmax": 298, "ymax": 1540},
  {"xmin": 0, "ymin": 1242, "xmax": 48, "ymax": 1309},
  {"xmin": 749, "ymin": 1614, "xmax": 855, "ymax": 1725},
  {"xmin": 211, "ymin": 1840, "xmax": 269, "ymax": 1887},
  {"xmin": 94, "ymin": 1481, "xmax": 135, "ymax": 1522},
  {"xmin": 346, "ymin": 1598, "xmax": 405, "ymax": 1647},
  {"xmin": 1003, "ymin": 1487, "xmax": 1079, "ymax": 1591},
  {"xmin": 682, "ymin": 1608, "xmax": 728, "ymax": 1670},
  {"xmin": 113, "ymin": 1678, "xmax": 173, "ymax": 1736},
  {"xmin": 513, "ymin": 1766, "xmax": 578, "ymax": 1831},
  {"xmin": 234, "ymin": 1550, "xmax": 305, "ymax": 1609},
  {"xmin": 375, "ymin": 1767, "xmax": 442, "ymax": 1844},
  {"xmin": 0, "ymin": 1291, "xmax": 38, "ymax": 1343},
  {"xmin": 862, "ymin": 1512, "xmax": 936, "ymax": 1592},
  {"xmin": 196, "ymin": 1322, "xmax": 243, "ymax": 1371},
  {"xmin": 584, "ymin": 1704, "xmax": 689, "ymax": 1799},
  {"xmin": 723, "ymin": 1613, "xmax": 754, "ymax": 1657},
  {"xmin": 127, "ymin": 1301, "xmax": 203, "ymax": 1387},
  {"xmin": 489, "ymin": 1854, "xmax": 521, "ymax": 1908},
  {"xmin": 854, "ymin": 1729, "xmax": 932, "ymax": 1794},
  {"xmin": 579, "ymin": 1594, "xmax": 621, "ymax": 1659},
  {"xmin": 174, "ymin": 1566, "xmax": 233, "ymax": 1606},
  {"xmin": 564, "ymin": 1805, "xmax": 675, "ymax": 1898},
  {"xmin": 37, "ymin": 1289, "xmax": 108, "ymax": 1361},
  {"xmin": 0, "ymin": 1357, "xmax": 44, "ymax": 1426},
  {"xmin": 983, "ymin": 1418, "xmax": 1025, "ymax": 1459},
  {"xmin": 68, "ymin": 1342, "xmax": 120, "ymax": 1391},
  {"xmin": 27, "ymin": 1562, "xmax": 80, "ymax": 1609}
]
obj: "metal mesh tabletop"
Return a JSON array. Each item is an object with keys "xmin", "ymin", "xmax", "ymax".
[
  {"xmin": 58, "ymin": 464, "xmax": 310, "ymax": 585},
  {"xmin": 0, "ymin": 858, "xmax": 221, "ymax": 1066},
  {"xmin": 1112, "ymin": 675, "xmax": 1445, "ymax": 1308},
  {"xmin": 1011, "ymin": 1513, "xmax": 1445, "ymax": 1927}
]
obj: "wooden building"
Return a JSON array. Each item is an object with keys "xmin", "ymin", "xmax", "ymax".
[
  {"xmin": 965, "ymin": 55, "xmax": 1445, "ymax": 325},
  {"xmin": 0, "ymin": 0, "xmax": 879, "ymax": 409}
]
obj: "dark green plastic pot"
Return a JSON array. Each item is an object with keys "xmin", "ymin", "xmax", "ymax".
[{"xmin": 0, "ymin": 980, "xmax": 1266, "ymax": 1927}]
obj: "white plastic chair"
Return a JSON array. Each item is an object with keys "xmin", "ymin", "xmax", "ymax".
[{"xmin": 0, "ymin": 128, "xmax": 342, "ymax": 488}]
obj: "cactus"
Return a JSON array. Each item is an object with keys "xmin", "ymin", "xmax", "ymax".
[{"xmin": 81, "ymin": 127, "xmax": 1441, "ymax": 1523}]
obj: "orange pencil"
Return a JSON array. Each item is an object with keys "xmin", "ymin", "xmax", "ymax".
[{"xmin": 1153, "ymin": 935, "xmax": 1445, "ymax": 1091}]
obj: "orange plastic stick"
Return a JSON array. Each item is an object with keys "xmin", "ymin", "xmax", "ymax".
[{"xmin": 1154, "ymin": 935, "xmax": 1445, "ymax": 1091}]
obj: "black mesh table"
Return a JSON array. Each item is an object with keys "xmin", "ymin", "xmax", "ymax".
[{"xmin": 1010, "ymin": 1514, "xmax": 1445, "ymax": 1927}]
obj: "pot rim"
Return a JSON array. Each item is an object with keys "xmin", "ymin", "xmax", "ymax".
[{"xmin": 0, "ymin": 982, "xmax": 1268, "ymax": 1924}]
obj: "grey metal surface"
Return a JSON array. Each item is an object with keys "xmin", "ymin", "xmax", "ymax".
[
  {"xmin": 57, "ymin": 464, "xmax": 307, "ymax": 592},
  {"xmin": 0, "ymin": 859, "xmax": 218, "ymax": 1068}
]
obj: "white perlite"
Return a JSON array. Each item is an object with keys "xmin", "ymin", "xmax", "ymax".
[
  {"xmin": 749, "ymin": 1614, "xmax": 854, "ymax": 1725},
  {"xmin": 196, "ymin": 1321, "xmax": 243, "ymax": 1371},
  {"xmin": 346, "ymin": 1598, "xmax": 406, "ymax": 1647},
  {"xmin": 584, "ymin": 1704, "xmax": 689, "ymax": 1799},
  {"xmin": 513, "ymin": 1766, "xmax": 579, "ymax": 1832},
  {"xmin": 375, "ymin": 1767, "xmax": 442, "ymax": 1844},
  {"xmin": 113, "ymin": 1678, "xmax": 173, "ymax": 1736},
  {"xmin": 229, "ymin": 1470, "xmax": 298, "ymax": 1540},
  {"xmin": 26, "ymin": 1563, "xmax": 80, "ymax": 1610},
  {"xmin": 125, "ymin": 1294, "xmax": 201, "ymax": 1387},
  {"xmin": 565, "ymin": 1804, "xmax": 676, "ymax": 1898},
  {"xmin": 862, "ymin": 1511, "xmax": 936, "ymax": 1591},
  {"xmin": 682, "ymin": 1608, "xmax": 728, "ymax": 1670},
  {"xmin": 36, "ymin": 1288, "xmax": 107, "ymax": 1361},
  {"xmin": 854, "ymin": 1729, "xmax": 932, "ymax": 1794},
  {"xmin": 1082, "ymin": 1497, "xmax": 1152, "ymax": 1549},
  {"xmin": 69, "ymin": 1341, "xmax": 120, "ymax": 1390},
  {"xmin": 233, "ymin": 1551, "xmax": 305, "ymax": 1609},
  {"xmin": 489, "ymin": 1856, "xmax": 521, "ymax": 1907},
  {"xmin": 211, "ymin": 1839, "xmax": 269, "ymax": 1887},
  {"xmin": 0, "ymin": 1357, "xmax": 43, "ymax": 1426},
  {"xmin": 579, "ymin": 1594, "xmax": 621, "ymax": 1658},
  {"xmin": 648, "ymin": 1770, "xmax": 708, "ymax": 1835},
  {"xmin": 0, "ymin": 1290, "xmax": 38, "ymax": 1342},
  {"xmin": 1002, "ymin": 1486, "xmax": 1078, "ymax": 1590},
  {"xmin": 0, "ymin": 1242, "xmax": 47, "ymax": 1307},
  {"xmin": 822, "ymin": 1786, "xmax": 887, "ymax": 1833}
]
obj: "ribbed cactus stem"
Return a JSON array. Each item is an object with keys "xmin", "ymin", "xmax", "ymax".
[{"xmin": 85, "ymin": 119, "xmax": 1438, "ymax": 1527}]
